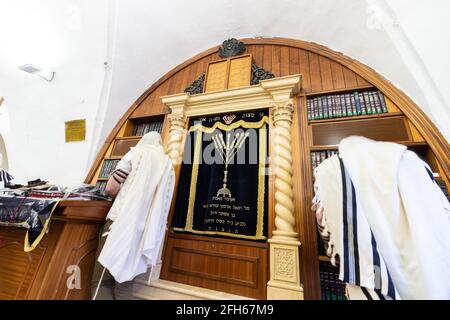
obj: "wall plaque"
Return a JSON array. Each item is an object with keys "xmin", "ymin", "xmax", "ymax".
[
  {"xmin": 228, "ymin": 55, "xmax": 252, "ymax": 89},
  {"xmin": 204, "ymin": 54, "xmax": 252, "ymax": 93},
  {"xmin": 65, "ymin": 119, "xmax": 86, "ymax": 142},
  {"xmin": 204, "ymin": 60, "xmax": 228, "ymax": 93}
]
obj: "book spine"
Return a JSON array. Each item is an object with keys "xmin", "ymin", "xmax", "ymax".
[
  {"xmin": 311, "ymin": 152, "xmax": 316, "ymax": 171},
  {"xmin": 354, "ymin": 92, "xmax": 361, "ymax": 115},
  {"xmin": 311, "ymin": 98, "xmax": 316, "ymax": 120},
  {"xmin": 321, "ymin": 96, "xmax": 328, "ymax": 119},
  {"xmin": 358, "ymin": 93, "xmax": 366, "ymax": 115},
  {"xmin": 378, "ymin": 91, "xmax": 388, "ymax": 113},
  {"xmin": 320, "ymin": 151, "xmax": 326, "ymax": 164},
  {"xmin": 326, "ymin": 96, "xmax": 333, "ymax": 118},
  {"xmin": 338, "ymin": 95, "xmax": 345, "ymax": 117},
  {"xmin": 348, "ymin": 93, "xmax": 355, "ymax": 116},
  {"xmin": 344, "ymin": 94, "xmax": 351, "ymax": 117},
  {"xmin": 99, "ymin": 162, "xmax": 105, "ymax": 178},
  {"xmin": 331, "ymin": 95, "xmax": 337, "ymax": 118},
  {"xmin": 320, "ymin": 97, "xmax": 326, "ymax": 119},
  {"xmin": 372, "ymin": 92, "xmax": 382, "ymax": 114},
  {"xmin": 316, "ymin": 152, "xmax": 321, "ymax": 169},
  {"xmin": 339, "ymin": 95, "xmax": 345, "ymax": 117},
  {"xmin": 318, "ymin": 97, "xmax": 323, "ymax": 119},
  {"xmin": 368, "ymin": 92, "xmax": 376, "ymax": 114},
  {"xmin": 363, "ymin": 92, "xmax": 371, "ymax": 114},
  {"xmin": 307, "ymin": 99, "xmax": 312, "ymax": 120}
]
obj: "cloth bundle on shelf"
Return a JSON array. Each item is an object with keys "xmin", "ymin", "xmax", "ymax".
[{"xmin": 312, "ymin": 136, "xmax": 450, "ymax": 300}]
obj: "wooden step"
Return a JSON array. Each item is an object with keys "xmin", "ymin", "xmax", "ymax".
[{"xmin": 133, "ymin": 278, "xmax": 254, "ymax": 300}]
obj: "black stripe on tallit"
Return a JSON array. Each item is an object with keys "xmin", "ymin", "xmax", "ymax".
[
  {"xmin": 361, "ymin": 287, "xmax": 373, "ymax": 300},
  {"xmin": 339, "ymin": 158, "xmax": 350, "ymax": 281},
  {"xmin": 370, "ymin": 232, "xmax": 382, "ymax": 291},
  {"xmin": 375, "ymin": 289, "xmax": 386, "ymax": 300},
  {"xmin": 112, "ymin": 175, "xmax": 122, "ymax": 184},
  {"xmin": 350, "ymin": 180, "xmax": 360, "ymax": 284},
  {"xmin": 386, "ymin": 267, "xmax": 396, "ymax": 300},
  {"xmin": 425, "ymin": 166, "xmax": 434, "ymax": 181}
]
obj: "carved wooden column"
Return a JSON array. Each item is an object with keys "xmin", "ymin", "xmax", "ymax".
[
  {"xmin": 267, "ymin": 101, "xmax": 303, "ymax": 299},
  {"xmin": 162, "ymin": 94, "xmax": 189, "ymax": 165},
  {"xmin": 167, "ymin": 112, "xmax": 187, "ymax": 164}
]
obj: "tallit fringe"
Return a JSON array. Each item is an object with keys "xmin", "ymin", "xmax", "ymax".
[{"xmin": 312, "ymin": 173, "xmax": 339, "ymax": 266}]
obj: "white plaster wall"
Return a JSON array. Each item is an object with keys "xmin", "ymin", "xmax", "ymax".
[
  {"xmin": 92, "ymin": 0, "xmax": 450, "ymax": 167},
  {"xmin": 0, "ymin": 0, "xmax": 448, "ymax": 187},
  {"xmin": 0, "ymin": 0, "xmax": 108, "ymax": 187}
]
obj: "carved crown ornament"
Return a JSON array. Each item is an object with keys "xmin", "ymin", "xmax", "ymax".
[
  {"xmin": 218, "ymin": 38, "xmax": 246, "ymax": 58},
  {"xmin": 184, "ymin": 38, "xmax": 275, "ymax": 95}
]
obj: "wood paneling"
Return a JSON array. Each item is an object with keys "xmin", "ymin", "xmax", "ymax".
[
  {"xmin": 161, "ymin": 233, "xmax": 268, "ymax": 299},
  {"xmin": 111, "ymin": 137, "xmax": 140, "ymax": 157},
  {"xmin": 0, "ymin": 201, "xmax": 110, "ymax": 300},
  {"xmin": 311, "ymin": 116, "xmax": 410, "ymax": 146}
]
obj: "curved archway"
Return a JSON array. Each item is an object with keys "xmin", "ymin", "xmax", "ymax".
[{"xmin": 86, "ymin": 37, "xmax": 449, "ymax": 182}]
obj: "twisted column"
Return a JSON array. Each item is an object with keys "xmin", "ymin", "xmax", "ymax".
[
  {"xmin": 267, "ymin": 101, "xmax": 303, "ymax": 300},
  {"xmin": 271, "ymin": 102, "xmax": 297, "ymax": 240},
  {"xmin": 167, "ymin": 113, "xmax": 187, "ymax": 165}
]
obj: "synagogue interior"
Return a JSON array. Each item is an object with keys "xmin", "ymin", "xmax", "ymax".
[{"xmin": 0, "ymin": 0, "xmax": 449, "ymax": 301}]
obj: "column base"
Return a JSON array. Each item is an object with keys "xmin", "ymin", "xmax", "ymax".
[
  {"xmin": 267, "ymin": 281, "xmax": 304, "ymax": 300},
  {"xmin": 267, "ymin": 238, "xmax": 303, "ymax": 300}
]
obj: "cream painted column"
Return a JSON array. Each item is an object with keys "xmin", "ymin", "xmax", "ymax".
[
  {"xmin": 163, "ymin": 93, "xmax": 189, "ymax": 165},
  {"xmin": 261, "ymin": 78, "xmax": 303, "ymax": 300}
]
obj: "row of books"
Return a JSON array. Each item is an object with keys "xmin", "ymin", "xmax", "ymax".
[
  {"xmin": 320, "ymin": 262, "xmax": 347, "ymax": 300},
  {"xmin": 99, "ymin": 159, "xmax": 120, "ymax": 179},
  {"xmin": 95, "ymin": 181, "xmax": 107, "ymax": 193},
  {"xmin": 307, "ymin": 90, "xmax": 388, "ymax": 120},
  {"xmin": 133, "ymin": 121, "xmax": 163, "ymax": 136},
  {"xmin": 436, "ymin": 178, "xmax": 449, "ymax": 201},
  {"xmin": 311, "ymin": 150, "xmax": 338, "ymax": 172}
]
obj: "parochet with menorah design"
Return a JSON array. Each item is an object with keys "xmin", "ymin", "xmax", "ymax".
[{"xmin": 172, "ymin": 110, "xmax": 268, "ymax": 240}]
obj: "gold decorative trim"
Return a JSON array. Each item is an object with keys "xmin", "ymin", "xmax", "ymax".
[
  {"xmin": 185, "ymin": 130, "xmax": 203, "ymax": 231},
  {"xmin": 256, "ymin": 125, "xmax": 267, "ymax": 238},
  {"xmin": 188, "ymin": 116, "xmax": 268, "ymax": 133},
  {"xmin": 173, "ymin": 227, "xmax": 267, "ymax": 240},
  {"xmin": 178, "ymin": 120, "xmax": 268, "ymax": 241},
  {"xmin": 24, "ymin": 200, "xmax": 60, "ymax": 252}
]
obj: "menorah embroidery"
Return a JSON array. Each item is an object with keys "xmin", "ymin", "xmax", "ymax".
[{"xmin": 212, "ymin": 131, "xmax": 250, "ymax": 198}]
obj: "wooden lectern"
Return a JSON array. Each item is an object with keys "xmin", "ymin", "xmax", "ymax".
[{"xmin": 0, "ymin": 200, "xmax": 111, "ymax": 300}]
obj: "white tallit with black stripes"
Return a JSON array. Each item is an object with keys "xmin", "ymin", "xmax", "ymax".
[
  {"xmin": 0, "ymin": 169, "xmax": 13, "ymax": 188},
  {"xmin": 313, "ymin": 136, "xmax": 450, "ymax": 300}
]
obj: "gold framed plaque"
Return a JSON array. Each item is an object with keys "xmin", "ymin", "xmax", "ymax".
[
  {"xmin": 65, "ymin": 119, "xmax": 86, "ymax": 142},
  {"xmin": 228, "ymin": 55, "xmax": 252, "ymax": 89},
  {"xmin": 204, "ymin": 54, "xmax": 252, "ymax": 93},
  {"xmin": 204, "ymin": 60, "xmax": 229, "ymax": 93}
]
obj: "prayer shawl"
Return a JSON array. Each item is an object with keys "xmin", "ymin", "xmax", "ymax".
[
  {"xmin": 313, "ymin": 136, "xmax": 450, "ymax": 299},
  {"xmin": 0, "ymin": 169, "xmax": 12, "ymax": 188},
  {"xmin": 98, "ymin": 132, "xmax": 175, "ymax": 283}
]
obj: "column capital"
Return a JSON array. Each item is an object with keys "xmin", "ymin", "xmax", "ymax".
[{"xmin": 271, "ymin": 102, "xmax": 294, "ymax": 125}]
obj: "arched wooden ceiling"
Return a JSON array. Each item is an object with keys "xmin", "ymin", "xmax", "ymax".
[{"xmin": 86, "ymin": 37, "xmax": 450, "ymax": 183}]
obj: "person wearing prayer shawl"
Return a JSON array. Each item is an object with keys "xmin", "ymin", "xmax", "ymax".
[
  {"xmin": 96, "ymin": 131, "xmax": 175, "ymax": 287},
  {"xmin": 312, "ymin": 136, "xmax": 450, "ymax": 300}
]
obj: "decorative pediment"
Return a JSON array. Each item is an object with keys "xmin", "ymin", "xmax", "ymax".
[
  {"xmin": 184, "ymin": 38, "xmax": 275, "ymax": 95},
  {"xmin": 173, "ymin": 74, "xmax": 301, "ymax": 117}
]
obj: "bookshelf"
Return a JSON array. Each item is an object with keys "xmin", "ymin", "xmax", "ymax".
[
  {"xmin": 92, "ymin": 115, "xmax": 167, "ymax": 192},
  {"xmin": 300, "ymin": 87, "xmax": 450, "ymax": 300}
]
